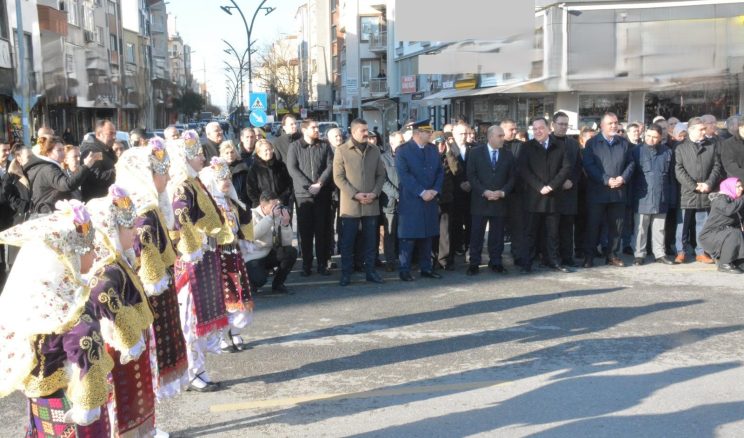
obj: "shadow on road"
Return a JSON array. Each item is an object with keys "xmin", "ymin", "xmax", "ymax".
[
  {"xmin": 169, "ymin": 298, "xmax": 741, "ymax": 437},
  {"xmin": 250, "ymin": 287, "xmax": 626, "ymax": 347}
]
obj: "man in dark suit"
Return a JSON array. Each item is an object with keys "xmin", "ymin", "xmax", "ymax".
[
  {"xmin": 582, "ymin": 112, "xmax": 635, "ymax": 267},
  {"xmin": 396, "ymin": 121, "xmax": 444, "ymax": 281},
  {"xmin": 466, "ymin": 125, "xmax": 515, "ymax": 275},
  {"xmin": 201, "ymin": 122, "xmax": 224, "ymax": 163},
  {"xmin": 519, "ymin": 117, "xmax": 573, "ymax": 273},
  {"xmin": 551, "ymin": 111, "xmax": 582, "ymax": 267},
  {"xmin": 501, "ymin": 118, "xmax": 526, "ymax": 266}
]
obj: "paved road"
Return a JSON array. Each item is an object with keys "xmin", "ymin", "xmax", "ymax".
[{"xmin": 1, "ymin": 256, "xmax": 743, "ymax": 437}]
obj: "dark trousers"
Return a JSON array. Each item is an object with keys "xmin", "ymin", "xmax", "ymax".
[
  {"xmin": 559, "ymin": 214, "xmax": 576, "ymax": 264},
  {"xmin": 399, "ymin": 237, "xmax": 433, "ymax": 273},
  {"xmin": 450, "ymin": 201, "xmax": 470, "ymax": 255},
  {"xmin": 245, "ymin": 246, "xmax": 298, "ymax": 290},
  {"xmin": 469, "ymin": 215, "xmax": 505, "ymax": 267},
  {"xmin": 340, "ymin": 216, "xmax": 378, "ymax": 276},
  {"xmin": 382, "ymin": 212, "xmax": 398, "ymax": 264},
  {"xmin": 296, "ymin": 196, "xmax": 331, "ymax": 269},
  {"xmin": 665, "ymin": 206, "xmax": 679, "ymax": 255},
  {"xmin": 621, "ymin": 205, "xmax": 634, "ymax": 249},
  {"xmin": 507, "ymin": 194, "xmax": 528, "ymax": 265},
  {"xmin": 524, "ymin": 212, "xmax": 560, "ymax": 267},
  {"xmin": 586, "ymin": 202, "xmax": 625, "ymax": 258}
]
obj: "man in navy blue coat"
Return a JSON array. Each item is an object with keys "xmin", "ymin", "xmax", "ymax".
[
  {"xmin": 396, "ymin": 121, "xmax": 444, "ymax": 281},
  {"xmin": 582, "ymin": 112, "xmax": 635, "ymax": 267}
]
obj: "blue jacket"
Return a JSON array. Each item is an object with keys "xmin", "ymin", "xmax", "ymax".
[
  {"xmin": 631, "ymin": 144, "xmax": 673, "ymax": 215},
  {"xmin": 583, "ymin": 133, "xmax": 635, "ymax": 204},
  {"xmin": 395, "ymin": 140, "xmax": 444, "ymax": 239}
]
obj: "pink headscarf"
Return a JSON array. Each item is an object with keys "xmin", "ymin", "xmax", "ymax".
[{"xmin": 719, "ymin": 177, "xmax": 741, "ymax": 200}]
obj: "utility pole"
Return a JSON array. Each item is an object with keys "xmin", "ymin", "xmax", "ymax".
[{"xmin": 12, "ymin": 0, "xmax": 36, "ymax": 145}]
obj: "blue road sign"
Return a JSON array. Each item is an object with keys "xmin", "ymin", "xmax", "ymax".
[
  {"xmin": 249, "ymin": 92, "xmax": 268, "ymax": 112},
  {"xmin": 249, "ymin": 109, "xmax": 267, "ymax": 127}
]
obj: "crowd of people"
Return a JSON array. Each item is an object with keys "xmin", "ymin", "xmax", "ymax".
[{"xmin": 0, "ymin": 109, "xmax": 742, "ymax": 435}]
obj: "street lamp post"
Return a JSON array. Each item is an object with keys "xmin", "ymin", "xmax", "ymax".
[{"xmin": 220, "ymin": 0, "xmax": 275, "ymax": 125}]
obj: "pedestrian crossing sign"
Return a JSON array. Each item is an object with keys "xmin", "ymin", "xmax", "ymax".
[{"xmin": 249, "ymin": 92, "xmax": 268, "ymax": 111}]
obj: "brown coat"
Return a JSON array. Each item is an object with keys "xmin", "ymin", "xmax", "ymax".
[{"xmin": 333, "ymin": 139, "xmax": 385, "ymax": 218}]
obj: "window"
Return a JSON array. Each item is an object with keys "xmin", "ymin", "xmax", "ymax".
[
  {"xmin": 62, "ymin": 0, "xmax": 80, "ymax": 26},
  {"xmin": 83, "ymin": 6, "xmax": 94, "ymax": 32},
  {"xmin": 331, "ymin": 25, "xmax": 336, "ymax": 43},
  {"xmin": 109, "ymin": 34, "xmax": 118, "ymax": 51},
  {"xmin": 331, "ymin": 0, "xmax": 337, "ymax": 12},
  {"xmin": 107, "ymin": 0, "xmax": 116, "ymax": 15},
  {"xmin": 65, "ymin": 52, "xmax": 74, "ymax": 73},
  {"xmin": 332, "ymin": 55, "xmax": 337, "ymax": 72},
  {"xmin": 359, "ymin": 16, "xmax": 380, "ymax": 42},
  {"xmin": 96, "ymin": 26, "xmax": 104, "ymax": 45},
  {"xmin": 360, "ymin": 59, "xmax": 380, "ymax": 85},
  {"xmin": 0, "ymin": 0, "xmax": 8, "ymax": 38}
]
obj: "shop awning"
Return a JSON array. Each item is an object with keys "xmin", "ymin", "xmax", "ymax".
[{"xmin": 421, "ymin": 88, "xmax": 482, "ymax": 105}]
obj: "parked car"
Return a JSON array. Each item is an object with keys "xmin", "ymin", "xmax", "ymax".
[{"xmin": 318, "ymin": 121, "xmax": 340, "ymax": 141}]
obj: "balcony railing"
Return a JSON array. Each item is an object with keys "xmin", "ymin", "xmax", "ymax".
[
  {"xmin": 369, "ymin": 77, "xmax": 387, "ymax": 94},
  {"xmin": 369, "ymin": 31, "xmax": 387, "ymax": 52}
]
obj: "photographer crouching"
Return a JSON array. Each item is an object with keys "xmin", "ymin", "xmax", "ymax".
[{"xmin": 245, "ymin": 191, "xmax": 298, "ymax": 294}]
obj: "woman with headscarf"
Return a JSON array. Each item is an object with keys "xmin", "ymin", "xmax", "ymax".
[
  {"xmin": 115, "ymin": 138, "xmax": 189, "ymax": 402},
  {"xmin": 699, "ymin": 177, "xmax": 744, "ymax": 273},
  {"xmin": 200, "ymin": 157, "xmax": 254, "ymax": 352},
  {"xmin": 86, "ymin": 185, "xmax": 157, "ymax": 437},
  {"xmin": 166, "ymin": 129, "xmax": 231, "ymax": 392},
  {"xmin": 0, "ymin": 200, "xmax": 114, "ymax": 436}
]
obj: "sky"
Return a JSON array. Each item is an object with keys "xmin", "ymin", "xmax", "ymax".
[{"xmin": 168, "ymin": 0, "xmax": 305, "ymax": 112}]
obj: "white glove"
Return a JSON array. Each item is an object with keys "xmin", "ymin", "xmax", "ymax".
[
  {"xmin": 63, "ymin": 406, "xmax": 101, "ymax": 426},
  {"xmin": 120, "ymin": 337, "xmax": 146, "ymax": 365}
]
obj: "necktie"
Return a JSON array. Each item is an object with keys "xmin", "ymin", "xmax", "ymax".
[{"xmin": 491, "ymin": 149, "xmax": 497, "ymax": 168}]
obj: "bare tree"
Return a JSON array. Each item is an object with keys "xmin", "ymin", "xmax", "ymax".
[{"xmin": 254, "ymin": 38, "xmax": 300, "ymax": 113}]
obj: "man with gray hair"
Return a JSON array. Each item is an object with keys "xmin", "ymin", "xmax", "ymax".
[
  {"xmin": 722, "ymin": 115, "xmax": 739, "ymax": 140},
  {"xmin": 701, "ymin": 114, "xmax": 719, "ymax": 141},
  {"xmin": 164, "ymin": 125, "xmax": 180, "ymax": 140},
  {"xmin": 380, "ymin": 131, "xmax": 404, "ymax": 271},
  {"xmin": 673, "ymin": 116, "xmax": 722, "ymax": 263},
  {"xmin": 202, "ymin": 121, "xmax": 224, "ymax": 162}
]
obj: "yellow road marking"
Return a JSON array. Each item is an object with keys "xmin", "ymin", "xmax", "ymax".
[{"xmin": 210, "ymin": 380, "xmax": 508, "ymax": 412}]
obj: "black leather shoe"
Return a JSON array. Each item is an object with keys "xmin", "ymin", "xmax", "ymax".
[
  {"xmin": 549, "ymin": 264, "xmax": 572, "ymax": 273},
  {"xmin": 520, "ymin": 265, "xmax": 532, "ymax": 274},
  {"xmin": 718, "ymin": 264, "xmax": 743, "ymax": 274},
  {"xmin": 656, "ymin": 256, "xmax": 674, "ymax": 265},
  {"xmin": 271, "ymin": 285, "xmax": 291, "ymax": 294},
  {"xmin": 623, "ymin": 246, "xmax": 634, "ymax": 255},
  {"xmin": 583, "ymin": 258, "xmax": 594, "ymax": 268},
  {"xmin": 339, "ymin": 275, "xmax": 351, "ymax": 286},
  {"xmin": 318, "ymin": 266, "xmax": 331, "ymax": 276},
  {"xmin": 633, "ymin": 257, "xmax": 644, "ymax": 266},
  {"xmin": 399, "ymin": 272, "xmax": 415, "ymax": 281},
  {"xmin": 606, "ymin": 257, "xmax": 625, "ymax": 267},
  {"xmin": 490, "ymin": 265, "xmax": 507, "ymax": 274},
  {"xmin": 420, "ymin": 270, "xmax": 442, "ymax": 279},
  {"xmin": 562, "ymin": 259, "xmax": 578, "ymax": 268},
  {"xmin": 443, "ymin": 264, "xmax": 456, "ymax": 271},
  {"xmin": 366, "ymin": 272, "xmax": 385, "ymax": 284},
  {"xmin": 300, "ymin": 268, "xmax": 312, "ymax": 277},
  {"xmin": 466, "ymin": 266, "xmax": 479, "ymax": 276}
]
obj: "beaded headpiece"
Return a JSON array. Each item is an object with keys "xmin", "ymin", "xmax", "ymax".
[
  {"xmin": 55, "ymin": 199, "xmax": 96, "ymax": 255},
  {"xmin": 209, "ymin": 157, "xmax": 231, "ymax": 181},
  {"xmin": 181, "ymin": 129, "xmax": 202, "ymax": 160},
  {"xmin": 108, "ymin": 185, "xmax": 137, "ymax": 228},
  {"xmin": 148, "ymin": 136, "xmax": 170, "ymax": 175}
]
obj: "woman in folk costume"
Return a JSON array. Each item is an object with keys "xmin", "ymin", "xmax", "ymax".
[
  {"xmin": 86, "ymin": 185, "xmax": 160, "ymax": 437},
  {"xmin": 0, "ymin": 200, "xmax": 115, "ymax": 437},
  {"xmin": 115, "ymin": 139, "xmax": 189, "ymax": 401},
  {"xmin": 199, "ymin": 157, "xmax": 255, "ymax": 353},
  {"xmin": 166, "ymin": 129, "xmax": 232, "ymax": 392}
]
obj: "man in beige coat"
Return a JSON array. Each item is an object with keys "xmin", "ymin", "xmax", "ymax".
[{"xmin": 333, "ymin": 118, "xmax": 386, "ymax": 286}]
